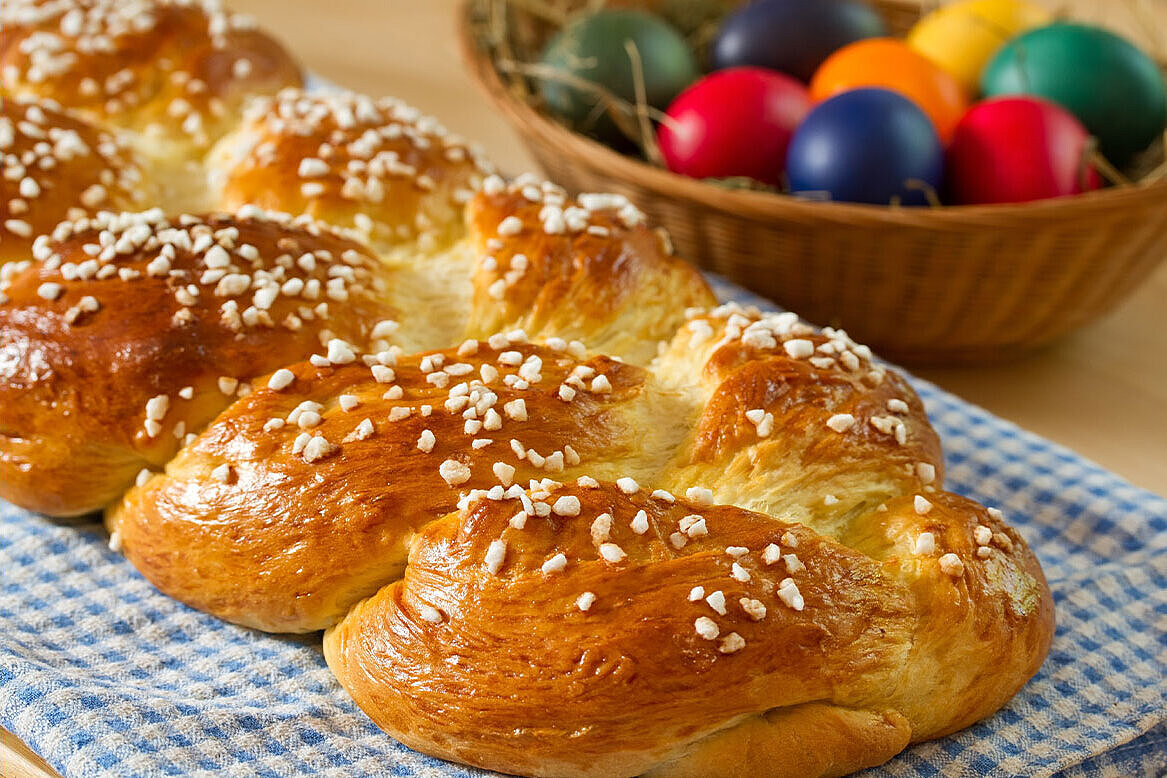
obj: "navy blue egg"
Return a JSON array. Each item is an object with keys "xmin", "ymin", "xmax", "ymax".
[
  {"xmin": 786, "ymin": 88, "xmax": 944, "ymax": 206},
  {"xmin": 711, "ymin": 0, "xmax": 887, "ymax": 83}
]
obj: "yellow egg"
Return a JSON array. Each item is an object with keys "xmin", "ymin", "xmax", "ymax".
[{"xmin": 907, "ymin": 0, "xmax": 1052, "ymax": 94}]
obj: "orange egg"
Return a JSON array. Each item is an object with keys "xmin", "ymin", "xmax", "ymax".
[{"xmin": 809, "ymin": 38, "xmax": 969, "ymax": 141}]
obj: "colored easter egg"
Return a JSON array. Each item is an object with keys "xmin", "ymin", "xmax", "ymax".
[
  {"xmin": 809, "ymin": 38, "xmax": 970, "ymax": 140},
  {"xmin": 540, "ymin": 9, "xmax": 699, "ymax": 144},
  {"xmin": 946, "ymin": 97, "xmax": 1102, "ymax": 204},
  {"xmin": 786, "ymin": 88, "xmax": 944, "ymax": 206},
  {"xmin": 657, "ymin": 67, "xmax": 812, "ymax": 185},
  {"xmin": 982, "ymin": 23, "xmax": 1167, "ymax": 164},
  {"xmin": 710, "ymin": 0, "xmax": 886, "ymax": 83},
  {"xmin": 907, "ymin": 0, "xmax": 1052, "ymax": 95}
]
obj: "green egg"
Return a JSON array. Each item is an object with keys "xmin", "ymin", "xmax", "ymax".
[
  {"xmin": 539, "ymin": 9, "xmax": 699, "ymax": 145},
  {"xmin": 982, "ymin": 23, "xmax": 1167, "ymax": 164}
]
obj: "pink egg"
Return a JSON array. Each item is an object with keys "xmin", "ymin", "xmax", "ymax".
[
  {"xmin": 946, "ymin": 97, "xmax": 1102, "ymax": 205},
  {"xmin": 657, "ymin": 67, "xmax": 811, "ymax": 186}
]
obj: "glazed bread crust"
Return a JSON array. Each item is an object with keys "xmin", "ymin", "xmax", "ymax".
[
  {"xmin": 464, "ymin": 184, "xmax": 716, "ymax": 365},
  {"xmin": 110, "ymin": 342, "xmax": 653, "ymax": 632},
  {"xmin": 0, "ymin": 209, "xmax": 394, "ymax": 515},
  {"xmin": 654, "ymin": 311, "xmax": 944, "ymax": 534},
  {"xmin": 0, "ymin": 172, "xmax": 714, "ymax": 517},
  {"xmin": 211, "ymin": 89, "xmax": 495, "ymax": 249},
  {"xmin": 0, "ymin": 0, "xmax": 302, "ymax": 150},
  {"xmin": 324, "ymin": 481, "xmax": 1052, "ymax": 778},
  {"xmin": 109, "ymin": 306, "xmax": 944, "ymax": 634},
  {"xmin": 0, "ymin": 96, "xmax": 153, "ymax": 265}
]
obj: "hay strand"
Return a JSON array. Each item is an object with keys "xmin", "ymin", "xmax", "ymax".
[
  {"xmin": 496, "ymin": 59, "xmax": 671, "ymax": 150},
  {"xmin": 624, "ymin": 39, "xmax": 663, "ymax": 164}
]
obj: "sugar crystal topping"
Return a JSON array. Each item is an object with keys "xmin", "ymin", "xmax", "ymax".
[
  {"xmin": 0, "ymin": 0, "xmax": 266, "ymax": 140},
  {"xmin": 2, "ymin": 209, "xmax": 382, "ymax": 339},
  {"xmin": 232, "ymin": 90, "xmax": 496, "ymax": 240},
  {"xmin": 0, "ymin": 97, "xmax": 146, "ymax": 243}
]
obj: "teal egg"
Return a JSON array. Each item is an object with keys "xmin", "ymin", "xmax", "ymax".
[
  {"xmin": 539, "ymin": 9, "xmax": 699, "ymax": 145},
  {"xmin": 981, "ymin": 23, "xmax": 1167, "ymax": 164}
]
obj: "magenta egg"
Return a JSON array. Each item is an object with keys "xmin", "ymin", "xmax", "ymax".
[
  {"xmin": 946, "ymin": 97, "xmax": 1102, "ymax": 205},
  {"xmin": 657, "ymin": 67, "xmax": 811, "ymax": 185}
]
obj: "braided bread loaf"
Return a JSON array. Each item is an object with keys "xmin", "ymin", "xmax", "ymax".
[
  {"xmin": 0, "ymin": 3, "xmax": 1054, "ymax": 777},
  {"xmin": 0, "ymin": 0, "xmax": 301, "ymax": 150}
]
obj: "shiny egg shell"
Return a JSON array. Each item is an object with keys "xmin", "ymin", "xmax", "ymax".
[
  {"xmin": 810, "ymin": 38, "xmax": 970, "ymax": 141},
  {"xmin": 946, "ymin": 97, "xmax": 1102, "ymax": 204},
  {"xmin": 711, "ymin": 0, "xmax": 886, "ymax": 82},
  {"xmin": 907, "ymin": 0, "xmax": 1052, "ymax": 95},
  {"xmin": 540, "ymin": 9, "xmax": 699, "ymax": 144},
  {"xmin": 657, "ymin": 67, "xmax": 811, "ymax": 185},
  {"xmin": 786, "ymin": 88, "xmax": 944, "ymax": 206},
  {"xmin": 982, "ymin": 23, "xmax": 1167, "ymax": 164}
]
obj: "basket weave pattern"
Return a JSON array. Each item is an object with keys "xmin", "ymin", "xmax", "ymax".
[{"xmin": 460, "ymin": 0, "xmax": 1167, "ymax": 364}]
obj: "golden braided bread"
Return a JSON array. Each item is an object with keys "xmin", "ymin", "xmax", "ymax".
[
  {"xmin": 103, "ymin": 300, "xmax": 1050, "ymax": 776},
  {"xmin": 0, "ymin": 97, "xmax": 153, "ymax": 265},
  {"xmin": 0, "ymin": 3, "xmax": 1054, "ymax": 776},
  {"xmin": 327, "ymin": 480, "xmax": 1050, "ymax": 778},
  {"xmin": 0, "ymin": 0, "xmax": 302, "ymax": 152}
]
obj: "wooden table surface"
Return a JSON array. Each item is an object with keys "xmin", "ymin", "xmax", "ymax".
[{"xmin": 3, "ymin": 1, "xmax": 1165, "ymax": 776}]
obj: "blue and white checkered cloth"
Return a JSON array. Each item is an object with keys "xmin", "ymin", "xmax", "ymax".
[{"xmin": 1, "ymin": 277, "xmax": 1165, "ymax": 778}]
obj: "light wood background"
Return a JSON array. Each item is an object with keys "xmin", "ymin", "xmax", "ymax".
[{"xmin": 2, "ymin": 1, "xmax": 1165, "ymax": 776}]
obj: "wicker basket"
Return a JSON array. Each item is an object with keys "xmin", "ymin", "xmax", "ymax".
[{"xmin": 459, "ymin": 0, "xmax": 1167, "ymax": 365}]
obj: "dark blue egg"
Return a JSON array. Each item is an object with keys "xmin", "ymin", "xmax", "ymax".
[
  {"xmin": 711, "ymin": 0, "xmax": 887, "ymax": 83},
  {"xmin": 786, "ymin": 88, "xmax": 944, "ymax": 206}
]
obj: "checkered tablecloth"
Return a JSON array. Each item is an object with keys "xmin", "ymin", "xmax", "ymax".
[{"xmin": 1, "ymin": 277, "xmax": 1165, "ymax": 778}]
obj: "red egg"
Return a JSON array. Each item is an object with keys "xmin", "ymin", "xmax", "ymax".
[
  {"xmin": 946, "ymin": 97, "xmax": 1102, "ymax": 204},
  {"xmin": 657, "ymin": 67, "xmax": 811, "ymax": 185}
]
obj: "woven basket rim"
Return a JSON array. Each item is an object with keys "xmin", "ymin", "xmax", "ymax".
[{"xmin": 458, "ymin": 1, "xmax": 1167, "ymax": 230}]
